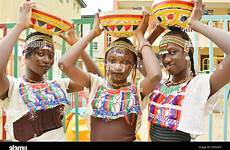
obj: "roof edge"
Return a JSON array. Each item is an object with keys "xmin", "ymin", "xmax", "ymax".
[{"xmin": 77, "ymin": 0, "xmax": 87, "ymax": 8}]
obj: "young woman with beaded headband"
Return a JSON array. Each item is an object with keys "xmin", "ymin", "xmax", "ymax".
[
  {"xmin": 144, "ymin": 0, "xmax": 230, "ymax": 142},
  {"xmin": 58, "ymin": 12, "xmax": 162, "ymax": 141},
  {"xmin": 0, "ymin": 1, "xmax": 101, "ymax": 141},
  {"xmin": 104, "ymin": 38, "xmax": 139, "ymax": 86}
]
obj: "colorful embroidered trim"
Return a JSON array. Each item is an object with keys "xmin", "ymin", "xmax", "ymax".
[
  {"xmin": 159, "ymin": 35, "xmax": 190, "ymax": 53},
  {"xmin": 148, "ymin": 80, "xmax": 190, "ymax": 131},
  {"xmin": 19, "ymin": 80, "xmax": 70, "ymax": 113},
  {"xmin": 23, "ymin": 34, "xmax": 54, "ymax": 55},
  {"xmin": 91, "ymin": 82, "xmax": 141, "ymax": 122},
  {"xmin": 105, "ymin": 40, "xmax": 138, "ymax": 56},
  {"xmin": 26, "ymin": 35, "xmax": 53, "ymax": 45}
]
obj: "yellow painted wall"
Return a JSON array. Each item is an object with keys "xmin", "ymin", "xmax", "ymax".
[{"xmin": 213, "ymin": 8, "xmax": 228, "ymax": 15}]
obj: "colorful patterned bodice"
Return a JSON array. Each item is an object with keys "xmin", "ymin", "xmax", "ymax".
[
  {"xmin": 91, "ymin": 82, "xmax": 141, "ymax": 122},
  {"xmin": 18, "ymin": 80, "xmax": 70, "ymax": 117},
  {"xmin": 148, "ymin": 80, "xmax": 190, "ymax": 131}
]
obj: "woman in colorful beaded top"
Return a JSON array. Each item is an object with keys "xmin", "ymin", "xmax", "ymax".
[
  {"xmin": 0, "ymin": 1, "xmax": 101, "ymax": 141},
  {"xmin": 146, "ymin": 0, "xmax": 230, "ymax": 141},
  {"xmin": 58, "ymin": 12, "xmax": 162, "ymax": 141}
]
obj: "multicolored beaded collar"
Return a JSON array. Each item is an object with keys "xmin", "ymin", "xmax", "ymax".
[
  {"xmin": 91, "ymin": 81, "xmax": 141, "ymax": 125},
  {"xmin": 148, "ymin": 79, "xmax": 191, "ymax": 130},
  {"xmin": 18, "ymin": 78, "xmax": 69, "ymax": 119}
]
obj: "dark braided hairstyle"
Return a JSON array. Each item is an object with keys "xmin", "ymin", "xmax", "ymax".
[
  {"xmin": 23, "ymin": 32, "xmax": 53, "ymax": 59},
  {"xmin": 104, "ymin": 38, "xmax": 137, "ymax": 83},
  {"xmin": 163, "ymin": 29, "xmax": 196, "ymax": 77}
]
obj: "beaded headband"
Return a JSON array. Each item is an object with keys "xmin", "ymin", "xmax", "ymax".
[
  {"xmin": 105, "ymin": 40, "xmax": 138, "ymax": 57},
  {"xmin": 159, "ymin": 35, "xmax": 191, "ymax": 54},
  {"xmin": 26, "ymin": 35, "xmax": 53, "ymax": 44},
  {"xmin": 23, "ymin": 35, "xmax": 54, "ymax": 55}
]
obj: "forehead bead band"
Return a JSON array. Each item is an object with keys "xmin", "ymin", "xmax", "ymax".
[
  {"xmin": 23, "ymin": 35, "xmax": 54, "ymax": 55},
  {"xmin": 105, "ymin": 40, "xmax": 137, "ymax": 56},
  {"xmin": 159, "ymin": 35, "xmax": 190, "ymax": 53}
]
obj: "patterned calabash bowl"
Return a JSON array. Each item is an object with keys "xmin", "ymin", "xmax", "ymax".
[
  {"xmin": 30, "ymin": 8, "xmax": 72, "ymax": 36},
  {"xmin": 99, "ymin": 10, "xmax": 143, "ymax": 38},
  {"xmin": 151, "ymin": 0, "xmax": 194, "ymax": 30}
]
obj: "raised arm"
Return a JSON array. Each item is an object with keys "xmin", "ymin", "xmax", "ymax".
[
  {"xmin": 58, "ymin": 25, "xmax": 102, "ymax": 92},
  {"xmin": 59, "ymin": 25, "xmax": 102, "ymax": 76},
  {"xmin": 134, "ymin": 12, "xmax": 162, "ymax": 97},
  {"xmin": 58, "ymin": 13, "xmax": 103, "ymax": 89},
  {"xmin": 189, "ymin": 0, "xmax": 230, "ymax": 96},
  {"xmin": 80, "ymin": 51, "xmax": 102, "ymax": 77},
  {"xmin": 0, "ymin": 1, "xmax": 35, "ymax": 99},
  {"xmin": 147, "ymin": 24, "xmax": 165, "ymax": 45},
  {"xmin": 137, "ymin": 20, "xmax": 165, "ymax": 76}
]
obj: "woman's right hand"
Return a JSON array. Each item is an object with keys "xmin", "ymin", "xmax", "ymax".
[
  {"xmin": 91, "ymin": 13, "xmax": 104, "ymax": 37},
  {"xmin": 17, "ymin": 1, "xmax": 36, "ymax": 29}
]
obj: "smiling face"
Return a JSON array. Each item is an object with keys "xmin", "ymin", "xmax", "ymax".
[
  {"xmin": 24, "ymin": 32, "xmax": 55, "ymax": 77},
  {"xmin": 105, "ymin": 47, "xmax": 136, "ymax": 85},
  {"xmin": 159, "ymin": 34, "xmax": 188, "ymax": 76}
]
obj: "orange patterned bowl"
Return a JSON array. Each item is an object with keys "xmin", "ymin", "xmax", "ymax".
[
  {"xmin": 151, "ymin": 0, "xmax": 194, "ymax": 30},
  {"xmin": 99, "ymin": 10, "xmax": 143, "ymax": 38},
  {"xmin": 30, "ymin": 8, "xmax": 72, "ymax": 36}
]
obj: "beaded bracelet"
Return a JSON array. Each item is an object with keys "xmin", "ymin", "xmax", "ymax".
[{"xmin": 139, "ymin": 41, "xmax": 152, "ymax": 53}]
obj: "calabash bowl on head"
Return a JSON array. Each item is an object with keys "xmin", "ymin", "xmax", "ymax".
[
  {"xmin": 99, "ymin": 9, "xmax": 143, "ymax": 38},
  {"xmin": 30, "ymin": 8, "xmax": 72, "ymax": 36},
  {"xmin": 151, "ymin": 0, "xmax": 194, "ymax": 30}
]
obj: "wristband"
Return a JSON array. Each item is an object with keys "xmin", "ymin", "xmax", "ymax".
[{"xmin": 139, "ymin": 41, "xmax": 152, "ymax": 52}]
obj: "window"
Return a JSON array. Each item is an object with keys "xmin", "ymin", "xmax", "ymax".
[
  {"xmin": 107, "ymin": 33, "xmax": 112, "ymax": 46},
  {"xmin": 93, "ymin": 42, "xmax": 98, "ymax": 50},
  {"xmin": 228, "ymin": 21, "xmax": 230, "ymax": 31},
  {"xmin": 200, "ymin": 55, "xmax": 224, "ymax": 72},
  {"xmin": 201, "ymin": 55, "xmax": 209, "ymax": 71},
  {"xmin": 213, "ymin": 21, "xmax": 224, "ymax": 29},
  {"xmin": 133, "ymin": 7, "xmax": 142, "ymax": 10},
  {"xmin": 203, "ymin": 9, "xmax": 213, "ymax": 15}
]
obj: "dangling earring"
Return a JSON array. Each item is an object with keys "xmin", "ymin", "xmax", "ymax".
[
  {"xmin": 190, "ymin": 71, "xmax": 194, "ymax": 77},
  {"xmin": 185, "ymin": 56, "xmax": 190, "ymax": 61},
  {"xmin": 160, "ymin": 62, "xmax": 163, "ymax": 66}
]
